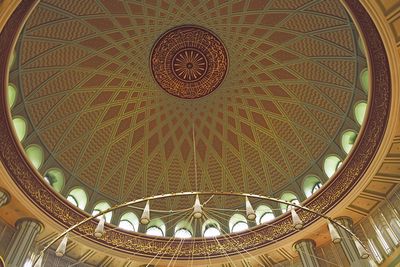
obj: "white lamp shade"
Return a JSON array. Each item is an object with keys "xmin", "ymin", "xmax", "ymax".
[
  {"xmin": 140, "ymin": 200, "xmax": 150, "ymax": 225},
  {"xmin": 55, "ymin": 234, "xmax": 68, "ymax": 257},
  {"xmin": 353, "ymin": 237, "xmax": 369, "ymax": 259},
  {"xmin": 328, "ymin": 221, "xmax": 341, "ymax": 243},
  {"xmin": 245, "ymin": 196, "xmax": 256, "ymax": 220},
  {"xmin": 193, "ymin": 195, "xmax": 202, "ymax": 218},
  {"xmin": 94, "ymin": 216, "xmax": 105, "ymax": 238},
  {"xmin": 291, "ymin": 208, "xmax": 303, "ymax": 229}
]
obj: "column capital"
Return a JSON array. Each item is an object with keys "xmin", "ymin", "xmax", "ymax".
[
  {"xmin": 293, "ymin": 239, "xmax": 316, "ymax": 251},
  {"xmin": 15, "ymin": 217, "xmax": 44, "ymax": 233},
  {"xmin": 0, "ymin": 188, "xmax": 11, "ymax": 207},
  {"xmin": 293, "ymin": 238, "xmax": 320, "ymax": 267}
]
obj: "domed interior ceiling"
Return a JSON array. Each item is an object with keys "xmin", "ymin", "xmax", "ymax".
[{"xmin": 14, "ymin": 0, "xmax": 362, "ymax": 209}]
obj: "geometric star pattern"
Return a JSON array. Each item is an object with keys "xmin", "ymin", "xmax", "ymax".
[{"xmin": 13, "ymin": 0, "xmax": 361, "ymax": 210}]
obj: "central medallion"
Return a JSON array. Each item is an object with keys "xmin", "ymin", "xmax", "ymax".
[{"xmin": 151, "ymin": 25, "xmax": 228, "ymax": 99}]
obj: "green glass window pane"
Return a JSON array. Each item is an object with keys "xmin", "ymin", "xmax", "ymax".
[
  {"xmin": 303, "ymin": 175, "xmax": 322, "ymax": 197},
  {"xmin": 44, "ymin": 169, "xmax": 64, "ymax": 192},
  {"xmin": 8, "ymin": 84, "xmax": 17, "ymax": 108},
  {"xmin": 355, "ymin": 102, "xmax": 367, "ymax": 125},
  {"xmin": 360, "ymin": 68, "xmax": 369, "ymax": 93},
  {"xmin": 204, "ymin": 227, "xmax": 220, "ymax": 237},
  {"xmin": 175, "ymin": 228, "xmax": 192, "ymax": 238},
  {"xmin": 342, "ymin": 131, "xmax": 357, "ymax": 154},
  {"xmin": 324, "ymin": 155, "xmax": 342, "ymax": 178},
  {"xmin": 279, "ymin": 192, "xmax": 299, "ymax": 213},
  {"xmin": 67, "ymin": 188, "xmax": 87, "ymax": 210},
  {"xmin": 119, "ymin": 212, "xmax": 139, "ymax": 232},
  {"xmin": 146, "ymin": 226, "xmax": 164, "ymax": 237},
  {"xmin": 12, "ymin": 117, "xmax": 26, "ymax": 141},
  {"xmin": 25, "ymin": 145, "xmax": 43, "ymax": 169},
  {"xmin": 92, "ymin": 202, "xmax": 112, "ymax": 222}
]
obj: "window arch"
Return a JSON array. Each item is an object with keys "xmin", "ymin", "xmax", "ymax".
[
  {"xmin": 360, "ymin": 68, "xmax": 369, "ymax": 93},
  {"xmin": 341, "ymin": 131, "xmax": 357, "ymax": 154},
  {"xmin": 119, "ymin": 212, "xmax": 139, "ymax": 231},
  {"xmin": 146, "ymin": 219, "xmax": 165, "ymax": 237},
  {"xmin": 175, "ymin": 220, "xmax": 193, "ymax": 238},
  {"xmin": 354, "ymin": 102, "xmax": 367, "ymax": 125},
  {"xmin": 229, "ymin": 214, "xmax": 248, "ymax": 233},
  {"xmin": 255, "ymin": 205, "xmax": 274, "ymax": 224},
  {"xmin": 358, "ymin": 37, "xmax": 366, "ymax": 56},
  {"xmin": 303, "ymin": 175, "xmax": 322, "ymax": 197},
  {"xmin": 202, "ymin": 219, "xmax": 221, "ymax": 238},
  {"xmin": 368, "ymin": 239, "xmax": 383, "ymax": 263},
  {"xmin": 12, "ymin": 117, "xmax": 27, "ymax": 142},
  {"xmin": 324, "ymin": 155, "xmax": 342, "ymax": 178},
  {"xmin": 8, "ymin": 50, "xmax": 16, "ymax": 69},
  {"xmin": 25, "ymin": 145, "xmax": 44, "ymax": 170},
  {"xmin": 92, "ymin": 201, "xmax": 112, "ymax": 223},
  {"xmin": 67, "ymin": 188, "xmax": 88, "ymax": 210},
  {"xmin": 44, "ymin": 169, "xmax": 64, "ymax": 192},
  {"xmin": 8, "ymin": 83, "xmax": 17, "ymax": 108},
  {"xmin": 280, "ymin": 192, "xmax": 300, "ymax": 213}
]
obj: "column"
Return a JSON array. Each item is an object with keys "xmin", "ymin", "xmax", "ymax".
[
  {"xmin": 0, "ymin": 188, "xmax": 10, "ymax": 207},
  {"xmin": 293, "ymin": 239, "xmax": 320, "ymax": 267},
  {"xmin": 334, "ymin": 217, "xmax": 369, "ymax": 267},
  {"xmin": 5, "ymin": 218, "xmax": 43, "ymax": 267}
]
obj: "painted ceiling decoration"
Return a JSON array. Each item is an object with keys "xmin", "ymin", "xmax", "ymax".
[
  {"xmin": 0, "ymin": 0, "xmax": 391, "ymax": 261},
  {"xmin": 151, "ymin": 25, "xmax": 228, "ymax": 99},
  {"xmin": 11, "ymin": 0, "xmax": 365, "ymax": 210}
]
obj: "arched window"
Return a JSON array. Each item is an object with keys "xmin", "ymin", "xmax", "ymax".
[
  {"xmin": 67, "ymin": 188, "xmax": 88, "ymax": 210},
  {"xmin": 360, "ymin": 68, "xmax": 369, "ymax": 93},
  {"xmin": 146, "ymin": 219, "xmax": 165, "ymax": 237},
  {"xmin": 119, "ymin": 212, "xmax": 139, "ymax": 231},
  {"xmin": 175, "ymin": 221, "xmax": 193, "ymax": 238},
  {"xmin": 25, "ymin": 145, "xmax": 44, "ymax": 170},
  {"xmin": 92, "ymin": 202, "xmax": 112, "ymax": 223},
  {"xmin": 8, "ymin": 83, "xmax": 17, "ymax": 108},
  {"xmin": 303, "ymin": 175, "xmax": 322, "ymax": 197},
  {"xmin": 255, "ymin": 205, "xmax": 274, "ymax": 224},
  {"xmin": 354, "ymin": 102, "xmax": 367, "ymax": 125},
  {"xmin": 12, "ymin": 117, "xmax": 27, "ymax": 141},
  {"xmin": 389, "ymin": 218, "xmax": 400, "ymax": 240},
  {"xmin": 229, "ymin": 214, "xmax": 248, "ymax": 233},
  {"xmin": 368, "ymin": 239, "xmax": 383, "ymax": 263},
  {"xmin": 146, "ymin": 226, "xmax": 164, "ymax": 236},
  {"xmin": 342, "ymin": 131, "xmax": 357, "ymax": 154},
  {"xmin": 324, "ymin": 155, "xmax": 342, "ymax": 178},
  {"xmin": 280, "ymin": 192, "xmax": 300, "ymax": 213},
  {"xmin": 43, "ymin": 169, "xmax": 64, "ymax": 192},
  {"xmin": 203, "ymin": 219, "xmax": 221, "ymax": 238}
]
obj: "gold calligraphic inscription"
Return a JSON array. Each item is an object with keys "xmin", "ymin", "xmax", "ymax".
[{"xmin": 151, "ymin": 25, "xmax": 228, "ymax": 99}]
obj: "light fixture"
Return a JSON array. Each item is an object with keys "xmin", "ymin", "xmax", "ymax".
[
  {"xmin": 193, "ymin": 195, "xmax": 203, "ymax": 219},
  {"xmin": 94, "ymin": 215, "xmax": 105, "ymax": 238},
  {"xmin": 245, "ymin": 196, "xmax": 256, "ymax": 220},
  {"xmin": 55, "ymin": 234, "xmax": 68, "ymax": 257},
  {"xmin": 328, "ymin": 221, "xmax": 341, "ymax": 243},
  {"xmin": 353, "ymin": 236, "xmax": 369, "ymax": 259},
  {"xmin": 291, "ymin": 207, "xmax": 303, "ymax": 229},
  {"xmin": 33, "ymin": 191, "xmax": 370, "ymax": 265},
  {"xmin": 140, "ymin": 200, "xmax": 150, "ymax": 225}
]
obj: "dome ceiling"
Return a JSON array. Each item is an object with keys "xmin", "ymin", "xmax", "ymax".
[{"xmin": 13, "ymin": 0, "xmax": 362, "ymax": 209}]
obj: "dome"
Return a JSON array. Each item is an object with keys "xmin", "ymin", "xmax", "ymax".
[{"xmin": 0, "ymin": 0, "xmax": 395, "ymax": 266}]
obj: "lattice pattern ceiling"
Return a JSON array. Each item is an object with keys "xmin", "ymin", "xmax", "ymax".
[{"xmin": 14, "ymin": 0, "xmax": 360, "ymax": 209}]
